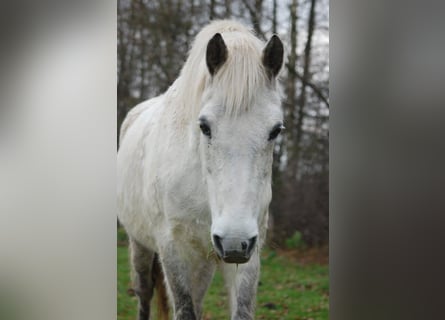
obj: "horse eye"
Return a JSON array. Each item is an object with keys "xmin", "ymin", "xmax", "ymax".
[
  {"xmin": 199, "ymin": 122, "xmax": 211, "ymax": 138},
  {"xmin": 268, "ymin": 125, "xmax": 284, "ymax": 141}
]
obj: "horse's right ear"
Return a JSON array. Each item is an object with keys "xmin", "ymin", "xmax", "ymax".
[{"xmin": 206, "ymin": 33, "xmax": 228, "ymax": 75}]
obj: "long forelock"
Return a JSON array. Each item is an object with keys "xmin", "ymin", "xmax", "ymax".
[
  {"xmin": 169, "ymin": 20, "xmax": 269, "ymax": 121},
  {"xmin": 213, "ymin": 33, "xmax": 268, "ymax": 117}
]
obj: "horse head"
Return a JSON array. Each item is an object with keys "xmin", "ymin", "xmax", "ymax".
[{"xmin": 198, "ymin": 32, "xmax": 284, "ymax": 263}]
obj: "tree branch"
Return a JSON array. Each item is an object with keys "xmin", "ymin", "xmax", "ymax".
[
  {"xmin": 241, "ymin": 0, "xmax": 266, "ymax": 40},
  {"xmin": 289, "ymin": 68, "xmax": 330, "ymax": 108}
]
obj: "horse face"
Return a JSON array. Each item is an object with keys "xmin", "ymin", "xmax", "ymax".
[
  {"xmin": 197, "ymin": 34, "xmax": 284, "ymax": 264},
  {"xmin": 198, "ymin": 92, "xmax": 283, "ymax": 264}
]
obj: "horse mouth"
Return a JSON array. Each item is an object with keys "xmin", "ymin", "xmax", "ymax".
[
  {"xmin": 216, "ymin": 250, "xmax": 251, "ymax": 264},
  {"xmin": 221, "ymin": 255, "xmax": 250, "ymax": 264}
]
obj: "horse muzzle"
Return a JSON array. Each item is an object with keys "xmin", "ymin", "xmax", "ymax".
[{"xmin": 212, "ymin": 234, "xmax": 257, "ymax": 264}]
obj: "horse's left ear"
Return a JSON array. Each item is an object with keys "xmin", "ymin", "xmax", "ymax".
[
  {"xmin": 262, "ymin": 35, "xmax": 284, "ymax": 78},
  {"xmin": 206, "ymin": 33, "xmax": 228, "ymax": 75}
]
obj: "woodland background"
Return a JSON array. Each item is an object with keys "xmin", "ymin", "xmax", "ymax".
[{"xmin": 117, "ymin": 0, "xmax": 329, "ymax": 247}]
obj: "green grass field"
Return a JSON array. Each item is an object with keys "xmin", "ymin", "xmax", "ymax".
[{"xmin": 117, "ymin": 233, "xmax": 328, "ymax": 320}]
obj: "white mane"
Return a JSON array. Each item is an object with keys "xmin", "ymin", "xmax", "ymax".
[{"xmin": 166, "ymin": 20, "xmax": 269, "ymax": 121}]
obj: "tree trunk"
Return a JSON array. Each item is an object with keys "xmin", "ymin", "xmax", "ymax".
[
  {"xmin": 294, "ymin": 0, "xmax": 317, "ymax": 178},
  {"xmin": 209, "ymin": 0, "xmax": 216, "ymax": 20},
  {"xmin": 272, "ymin": 0, "xmax": 277, "ymax": 34},
  {"xmin": 225, "ymin": 0, "xmax": 232, "ymax": 18},
  {"xmin": 285, "ymin": 0, "xmax": 298, "ymax": 180},
  {"xmin": 242, "ymin": 0, "xmax": 265, "ymax": 39}
]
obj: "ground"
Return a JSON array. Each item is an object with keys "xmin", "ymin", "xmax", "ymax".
[{"xmin": 117, "ymin": 229, "xmax": 329, "ymax": 320}]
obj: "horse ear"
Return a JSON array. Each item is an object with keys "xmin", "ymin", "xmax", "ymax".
[
  {"xmin": 206, "ymin": 33, "xmax": 228, "ymax": 75},
  {"xmin": 262, "ymin": 35, "xmax": 284, "ymax": 78}
]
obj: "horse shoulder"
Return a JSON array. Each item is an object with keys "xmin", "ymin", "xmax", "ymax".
[{"xmin": 117, "ymin": 96, "xmax": 165, "ymax": 247}]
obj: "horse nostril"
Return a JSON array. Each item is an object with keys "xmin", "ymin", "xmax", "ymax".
[
  {"xmin": 241, "ymin": 241, "xmax": 248, "ymax": 251},
  {"xmin": 213, "ymin": 235, "xmax": 224, "ymax": 255},
  {"xmin": 247, "ymin": 236, "xmax": 257, "ymax": 254}
]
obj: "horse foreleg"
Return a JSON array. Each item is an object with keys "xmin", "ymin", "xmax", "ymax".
[
  {"xmin": 222, "ymin": 253, "xmax": 260, "ymax": 320},
  {"xmin": 130, "ymin": 238, "xmax": 156, "ymax": 320},
  {"xmin": 159, "ymin": 243, "xmax": 198, "ymax": 320},
  {"xmin": 191, "ymin": 261, "xmax": 216, "ymax": 319}
]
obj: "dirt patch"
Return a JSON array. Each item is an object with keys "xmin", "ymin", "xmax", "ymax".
[{"xmin": 276, "ymin": 245, "xmax": 329, "ymax": 266}]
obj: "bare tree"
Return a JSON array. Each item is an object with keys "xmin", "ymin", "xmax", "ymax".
[
  {"xmin": 284, "ymin": 0, "xmax": 299, "ymax": 179},
  {"xmin": 241, "ymin": 0, "xmax": 265, "ymax": 39},
  {"xmin": 294, "ymin": 0, "xmax": 317, "ymax": 173},
  {"xmin": 209, "ymin": 0, "xmax": 216, "ymax": 19},
  {"xmin": 272, "ymin": 0, "xmax": 278, "ymax": 34}
]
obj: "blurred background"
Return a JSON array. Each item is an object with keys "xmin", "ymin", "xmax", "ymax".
[
  {"xmin": 3, "ymin": 0, "xmax": 445, "ymax": 319},
  {"xmin": 117, "ymin": 0, "xmax": 329, "ymax": 248}
]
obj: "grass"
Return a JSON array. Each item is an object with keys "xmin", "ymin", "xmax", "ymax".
[{"xmin": 117, "ymin": 231, "xmax": 328, "ymax": 320}]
